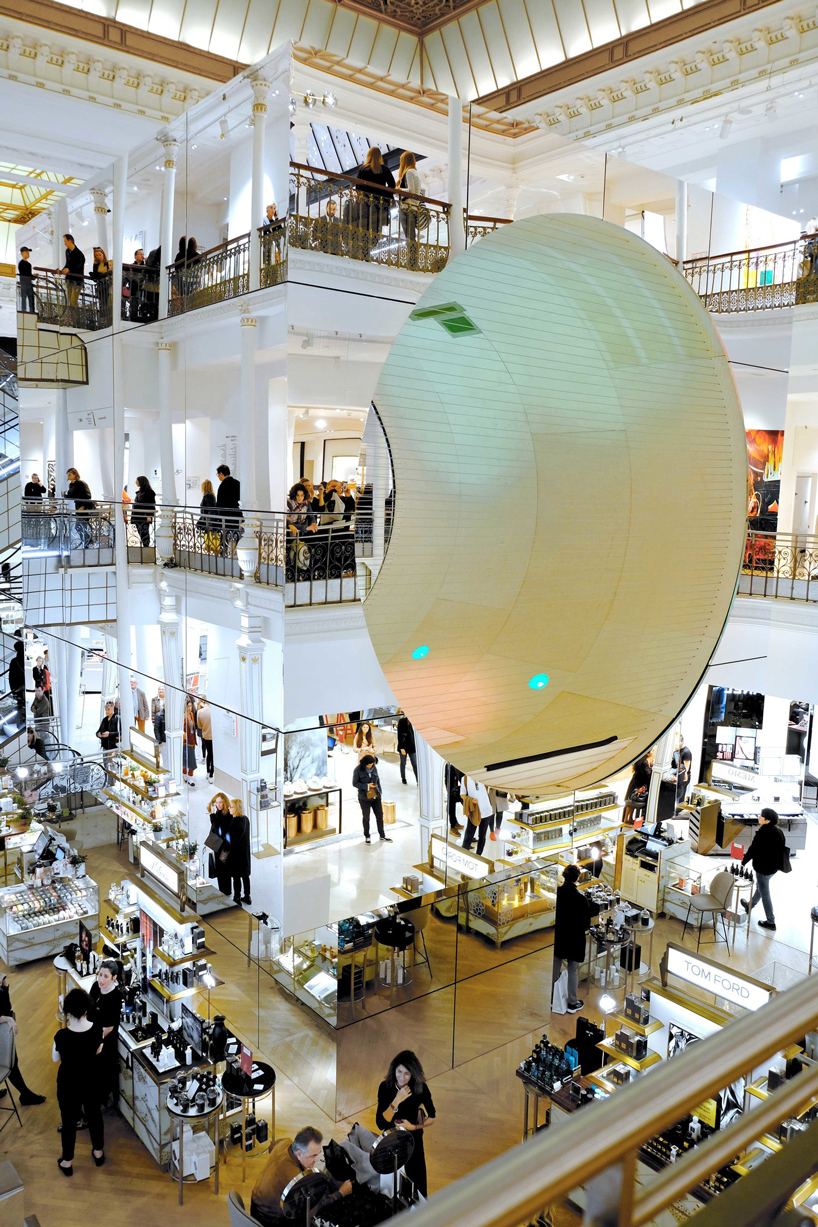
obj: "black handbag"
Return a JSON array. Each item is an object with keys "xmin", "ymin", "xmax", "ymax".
[
  {"xmin": 323, "ymin": 1139, "xmax": 355, "ymax": 1183},
  {"xmin": 204, "ymin": 830, "xmax": 224, "ymax": 855},
  {"xmin": 781, "ymin": 846, "xmax": 793, "ymax": 874}
]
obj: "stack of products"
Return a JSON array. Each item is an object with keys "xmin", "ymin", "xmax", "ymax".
[
  {"xmin": 623, "ymin": 991, "xmax": 651, "ymax": 1027},
  {"xmin": 2, "ymin": 882, "xmax": 93, "ymax": 929},
  {"xmin": 517, "ymin": 1035, "xmax": 575, "ymax": 1093},
  {"xmin": 336, "ymin": 917, "xmax": 372, "ymax": 951}
]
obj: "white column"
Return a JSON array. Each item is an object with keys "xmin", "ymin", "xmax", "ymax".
[
  {"xmin": 90, "ymin": 187, "xmax": 109, "ymax": 254},
  {"xmin": 54, "ymin": 389, "xmax": 72, "ymax": 493},
  {"xmin": 111, "ymin": 154, "xmax": 128, "ymax": 330},
  {"xmin": 416, "ymin": 731, "xmax": 447, "ymax": 858},
  {"xmin": 267, "ymin": 376, "xmax": 288, "ymax": 512},
  {"xmin": 675, "ymin": 180, "xmax": 688, "ymax": 265},
  {"xmin": 239, "ymin": 310, "xmax": 258, "ymax": 507},
  {"xmin": 101, "ymin": 633, "xmax": 118, "ymax": 718},
  {"xmin": 644, "ymin": 727, "xmax": 674, "ymax": 832},
  {"xmin": 249, "ymin": 77, "xmax": 270, "ymax": 293},
  {"xmin": 156, "ymin": 342, "xmax": 178, "ymax": 505},
  {"xmin": 55, "ymin": 629, "xmax": 82, "ymax": 746},
  {"xmin": 362, "ymin": 410, "xmax": 388, "ymax": 574},
  {"xmin": 52, "ymin": 203, "xmax": 69, "ymax": 268},
  {"xmin": 42, "ymin": 405, "xmax": 56, "ymax": 493},
  {"xmin": 286, "ymin": 407, "xmax": 297, "ymax": 494},
  {"xmin": 447, "ymin": 97, "xmax": 465, "ymax": 258},
  {"xmin": 237, "ymin": 611, "xmax": 265, "ymax": 819},
  {"xmin": 159, "ymin": 589, "xmax": 184, "ymax": 785},
  {"xmin": 112, "ymin": 331, "xmax": 135, "ymax": 740},
  {"xmin": 157, "ymin": 132, "xmax": 178, "ymax": 320}
]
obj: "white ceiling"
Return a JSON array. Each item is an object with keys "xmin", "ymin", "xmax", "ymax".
[{"xmin": 49, "ymin": 0, "xmax": 714, "ymax": 100}]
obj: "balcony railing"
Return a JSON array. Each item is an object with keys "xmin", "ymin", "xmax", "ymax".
[
  {"xmin": 167, "ymin": 233, "xmax": 251, "ymax": 317},
  {"xmin": 741, "ymin": 527, "xmax": 818, "ymax": 602},
  {"xmin": 24, "ymin": 270, "xmax": 111, "ymax": 331},
  {"xmin": 465, "ymin": 213, "xmax": 512, "ymax": 244},
  {"xmin": 289, "ymin": 161, "xmax": 450, "ymax": 273},
  {"xmin": 683, "ymin": 234, "xmax": 818, "ymax": 313},
  {"xmin": 170, "ymin": 508, "xmax": 369, "ymax": 606},
  {"xmin": 259, "ymin": 218, "xmax": 288, "ymax": 289},
  {"xmin": 21, "ymin": 497, "xmax": 156, "ymax": 564}
]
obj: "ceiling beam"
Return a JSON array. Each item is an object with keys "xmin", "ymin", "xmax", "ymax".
[
  {"xmin": 0, "ymin": 0, "xmax": 245, "ymax": 82},
  {"xmin": 475, "ymin": 0, "xmax": 786, "ymax": 112}
]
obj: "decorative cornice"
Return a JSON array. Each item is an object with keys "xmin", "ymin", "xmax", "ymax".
[
  {"xmin": 522, "ymin": 1, "xmax": 818, "ymax": 141},
  {"xmin": 0, "ymin": 16, "xmax": 207, "ymax": 123}
]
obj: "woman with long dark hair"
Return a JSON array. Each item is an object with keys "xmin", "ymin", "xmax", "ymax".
[
  {"xmin": 182, "ymin": 694, "xmax": 198, "ymax": 786},
  {"xmin": 375, "ymin": 1050, "xmax": 436, "ymax": 1197},
  {"xmin": 185, "ymin": 237, "xmax": 201, "ymax": 295},
  {"xmin": 130, "ymin": 475, "xmax": 156, "ymax": 548},
  {"xmin": 53, "ymin": 988, "xmax": 105, "ymax": 1175}
]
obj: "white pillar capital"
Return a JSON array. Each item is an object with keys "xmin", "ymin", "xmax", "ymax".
[
  {"xmin": 90, "ymin": 187, "xmax": 108, "ymax": 215},
  {"xmin": 251, "ymin": 77, "xmax": 270, "ymax": 115},
  {"xmin": 157, "ymin": 130, "xmax": 179, "ymax": 170},
  {"xmin": 241, "ymin": 313, "xmax": 258, "ymax": 328},
  {"xmin": 157, "ymin": 340, "xmax": 173, "ymax": 353}
]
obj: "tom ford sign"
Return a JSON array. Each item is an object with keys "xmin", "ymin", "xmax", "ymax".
[
  {"xmin": 665, "ymin": 944, "xmax": 772, "ymax": 1011},
  {"xmin": 430, "ymin": 833, "xmax": 491, "ymax": 881}
]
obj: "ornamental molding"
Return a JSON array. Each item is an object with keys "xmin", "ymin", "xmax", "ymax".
[
  {"xmin": 0, "ymin": 22, "xmax": 206, "ymax": 121},
  {"xmin": 531, "ymin": 2, "xmax": 818, "ymax": 142},
  {"xmin": 288, "ymin": 248, "xmax": 429, "ymax": 296}
]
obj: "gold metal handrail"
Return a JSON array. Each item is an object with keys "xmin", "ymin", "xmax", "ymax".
[
  {"xmin": 288, "ymin": 161, "xmax": 450, "ymax": 273},
  {"xmin": 683, "ymin": 235, "xmax": 818, "ymax": 312},
  {"xmin": 391, "ymin": 972, "xmax": 818, "ymax": 1227}
]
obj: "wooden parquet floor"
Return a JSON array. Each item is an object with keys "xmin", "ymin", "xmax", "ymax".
[{"xmin": 0, "ymin": 841, "xmax": 580, "ymax": 1226}]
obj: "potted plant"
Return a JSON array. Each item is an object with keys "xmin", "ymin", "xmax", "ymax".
[
  {"xmin": 70, "ymin": 851, "xmax": 87, "ymax": 878},
  {"xmin": 182, "ymin": 840, "xmax": 199, "ymax": 860}
]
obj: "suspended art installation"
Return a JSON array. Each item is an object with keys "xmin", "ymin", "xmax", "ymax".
[{"xmin": 363, "ymin": 214, "xmax": 746, "ymax": 794}]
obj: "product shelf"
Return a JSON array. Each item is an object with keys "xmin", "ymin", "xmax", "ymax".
[
  {"xmin": 597, "ymin": 1038, "xmax": 662, "ymax": 1071},
  {"xmin": 153, "ymin": 945, "xmax": 215, "ymax": 966},
  {"xmin": 610, "ymin": 1013, "xmax": 663, "ymax": 1038}
]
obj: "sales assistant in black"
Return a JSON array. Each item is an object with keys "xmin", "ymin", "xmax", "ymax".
[
  {"xmin": 551, "ymin": 864, "xmax": 601, "ymax": 1014},
  {"xmin": 89, "ymin": 959, "xmax": 123, "ymax": 1107},
  {"xmin": 376, "ymin": 1050, "xmax": 436, "ymax": 1198}
]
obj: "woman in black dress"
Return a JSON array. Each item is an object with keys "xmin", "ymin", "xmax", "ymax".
[
  {"xmin": 53, "ymin": 988, "xmax": 105, "ymax": 1174},
  {"xmin": 130, "ymin": 475, "xmax": 156, "ymax": 548},
  {"xmin": 88, "ymin": 959, "xmax": 122, "ymax": 1108},
  {"xmin": 624, "ymin": 749, "xmax": 654, "ymax": 825},
  {"xmin": 228, "ymin": 797, "xmax": 252, "ymax": 906},
  {"xmin": 207, "ymin": 791, "xmax": 233, "ymax": 896},
  {"xmin": 375, "ymin": 1050, "xmax": 436, "ymax": 1198}
]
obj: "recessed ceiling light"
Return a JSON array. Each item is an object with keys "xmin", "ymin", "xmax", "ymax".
[
  {"xmin": 528, "ymin": 673, "xmax": 550, "ymax": 690},
  {"xmin": 315, "ymin": 418, "xmax": 327, "ymax": 429}
]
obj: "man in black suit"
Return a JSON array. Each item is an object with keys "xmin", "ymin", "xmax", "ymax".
[{"xmin": 216, "ymin": 464, "xmax": 242, "ymax": 557}]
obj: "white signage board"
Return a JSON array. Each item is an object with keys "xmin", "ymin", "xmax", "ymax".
[
  {"xmin": 140, "ymin": 844, "xmax": 182, "ymax": 897},
  {"xmin": 430, "ymin": 833, "xmax": 491, "ymax": 880},
  {"xmin": 711, "ymin": 761, "xmax": 759, "ymax": 790},
  {"xmin": 666, "ymin": 945, "xmax": 772, "ymax": 1011}
]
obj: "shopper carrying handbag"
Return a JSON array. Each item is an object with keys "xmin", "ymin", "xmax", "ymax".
[
  {"xmin": 741, "ymin": 807, "xmax": 789, "ymax": 931},
  {"xmin": 460, "ymin": 776, "xmax": 493, "ymax": 856},
  {"xmin": 352, "ymin": 754, "xmax": 391, "ymax": 844}
]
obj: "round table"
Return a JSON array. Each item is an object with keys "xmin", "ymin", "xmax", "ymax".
[
  {"xmin": 167, "ymin": 1087, "xmax": 223, "ymax": 1205},
  {"xmin": 221, "ymin": 1059, "xmax": 276, "ymax": 1182},
  {"xmin": 589, "ymin": 929, "xmax": 630, "ymax": 991},
  {"xmin": 374, "ymin": 917, "xmax": 415, "ymax": 990}
]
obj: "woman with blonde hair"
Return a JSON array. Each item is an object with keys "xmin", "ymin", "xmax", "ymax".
[
  {"xmin": 197, "ymin": 478, "xmax": 219, "ymax": 554},
  {"xmin": 356, "ymin": 146, "xmax": 396, "ymax": 254},
  {"xmin": 90, "ymin": 246, "xmax": 112, "ymax": 317},
  {"xmin": 207, "ymin": 792, "xmax": 233, "ymax": 896},
  {"xmin": 227, "ymin": 798, "xmax": 252, "ymax": 905},
  {"xmin": 397, "ymin": 151, "xmax": 423, "ymax": 270}
]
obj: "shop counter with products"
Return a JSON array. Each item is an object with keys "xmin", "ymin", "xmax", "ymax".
[
  {"xmin": 524, "ymin": 948, "xmax": 817, "ymax": 1221},
  {"xmin": 0, "ymin": 875, "xmax": 98, "ymax": 964}
]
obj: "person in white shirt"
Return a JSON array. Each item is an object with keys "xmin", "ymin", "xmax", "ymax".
[
  {"xmin": 460, "ymin": 775, "xmax": 493, "ymax": 857},
  {"xmin": 397, "ymin": 151, "xmax": 423, "ymax": 270}
]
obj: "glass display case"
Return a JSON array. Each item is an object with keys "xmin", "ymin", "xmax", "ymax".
[
  {"xmin": 0, "ymin": 876, "xmax": 99, "ymax": 964},
  {"xmin": 462, "ymin": 862, "xmax": 559, "ymax": 947},
  {"xmin": 102, "ymin": 751, "xmax": 186, "ymax": 840},
  {"xmin": 503, "ymin": 788, "xmax": 621, "ymax": 858}
]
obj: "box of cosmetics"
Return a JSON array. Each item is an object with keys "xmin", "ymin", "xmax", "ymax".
[
  {"xmin": 610, "ymin": 1065, "xmax": 632, "ymax": 1086},
  {"xmin": 623, "ymin": 994, "xmax": 651, "ymax": 1026}
]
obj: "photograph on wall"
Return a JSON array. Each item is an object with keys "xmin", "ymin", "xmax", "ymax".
[
  {"xmin": 667, "ymin": 1021, "xmax": 701, "ymax": 1059},
  {"xmin": 745, "ymin": 429, "xmax": 784, "ymax": 572},
  {"xmin": 718, "ymin": 1077, "xmax": 745, "ymax": 1128},
  {"xmin": 284, "ymin": 720, "xmax": 328, "ymax": 784}
]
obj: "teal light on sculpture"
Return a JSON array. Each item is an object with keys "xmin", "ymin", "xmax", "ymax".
[
  {"xmin": 411, "ymin": 645, "xmax": 429, "ymax": 660},
  {"xmin": 529, "ymin": 674, "xmax": 549, "ymax": 690}
]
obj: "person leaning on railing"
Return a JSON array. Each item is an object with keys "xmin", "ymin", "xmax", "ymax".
[
  {"xmin": 130, "ymin": 475, "xmax": 156, "ymax": 547},
  {"xmin": 64, "ymin": 467, "xmax": 96, "ymax": 547},
  {"xmin": 60, "ymin": 235, "xmax": 86, "ymax": 310},
  {"xmin": 197, "ymin": 479, "xmax": 220, "ymax": 554},
  {"xmin": 286, "ymin": 482, "xmax": 318, "ymax": 581},
  {"xmin": 354, "ymin": 147, "xmax": 395, "ymax": 259},
  {"xmin": 397, "ymin": 151, "xmax": 423, "ymax": 271},
  {"xmin": 261, "ymin": 203, "xmax": 283, "ymax": 264},
  {"xmin": 90, "ymin": 248, "xmax": 112, "ymax": 319}
]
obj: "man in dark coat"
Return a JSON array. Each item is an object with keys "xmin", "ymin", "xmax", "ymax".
[
  {"xmin": 215, "ymin": 464, "xmax": 242, "ymax": 557},
  {"xmin": 741, "ymin": 807, "xmax": 787, "ymax": 931},
  {"xmin": 551, "ymin": 864, "xmax": 600, "ymax": 1014}
]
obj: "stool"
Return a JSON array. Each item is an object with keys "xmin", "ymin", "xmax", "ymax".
[
  {"xmin": 375, "ymin": 917, "xmax": 415, "ymax": 989},
  {"xmin": 809, "ymin": 906, "xmax": 818, "ymax": 974}
]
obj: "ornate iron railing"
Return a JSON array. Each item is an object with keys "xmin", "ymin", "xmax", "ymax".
[
  {"xmin": 121, "ymin": 262, "xmax": 160, "ymax": 322},
  {"xmin": 21, "ymin": 497, "xmax": 156, "ymax": 563},
  {"xmin": 741, "ymin": 527, "xmax": 818, "ymax": 602},
  {"xmin": 167, "ymin": 233, "xmax": 251, "ymax": 316},
  {"xmin": 27, "ymin": 269, "xmax": 111, "ymax": 330},
  {"xmin": 683, "ymin": 236, "xmax": 818, "ymax": 312},
  {"xmin": 466, "ymin": 213, "xmax": 512, "ymax": 244},
  {"xmin": 289, "ymin": 161, "xmax": 450, "ymax": 273}
]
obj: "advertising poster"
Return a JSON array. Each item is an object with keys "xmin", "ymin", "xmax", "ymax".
[{"xmin": 745, "ymin": 429, "xmax": 784, "ymax": 571}]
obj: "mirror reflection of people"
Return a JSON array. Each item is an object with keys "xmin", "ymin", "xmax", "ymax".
[
  {"xmin": 376, "ymin": 1051, "xmax": 436, "ymax": 1198},
  {"xmin": 251, "ymin": 1126, "xmax": 351, "ymax": 1225}
]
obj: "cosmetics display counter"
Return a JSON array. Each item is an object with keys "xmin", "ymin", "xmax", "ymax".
[
  {"xmin": 503, "ymin": 789, "xmax": 621, "ymax": 859},
  {"xmin": 688, "ymin": 779, "xmax": 809, "ymax": 856},
  {"xmin": 0, "ymin": 876, "xmax": 98, "ymax": 965},
  {"xmin": 101, "ymin": 749, "xmax": 185, "ymax": 849},
  {"xmin": 617, "ymin": 827, "xmax": 690, "ymax": 915},
  {"xmin": 462, "ymin": 862, "xmax": 558, "ymax": 947}
]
